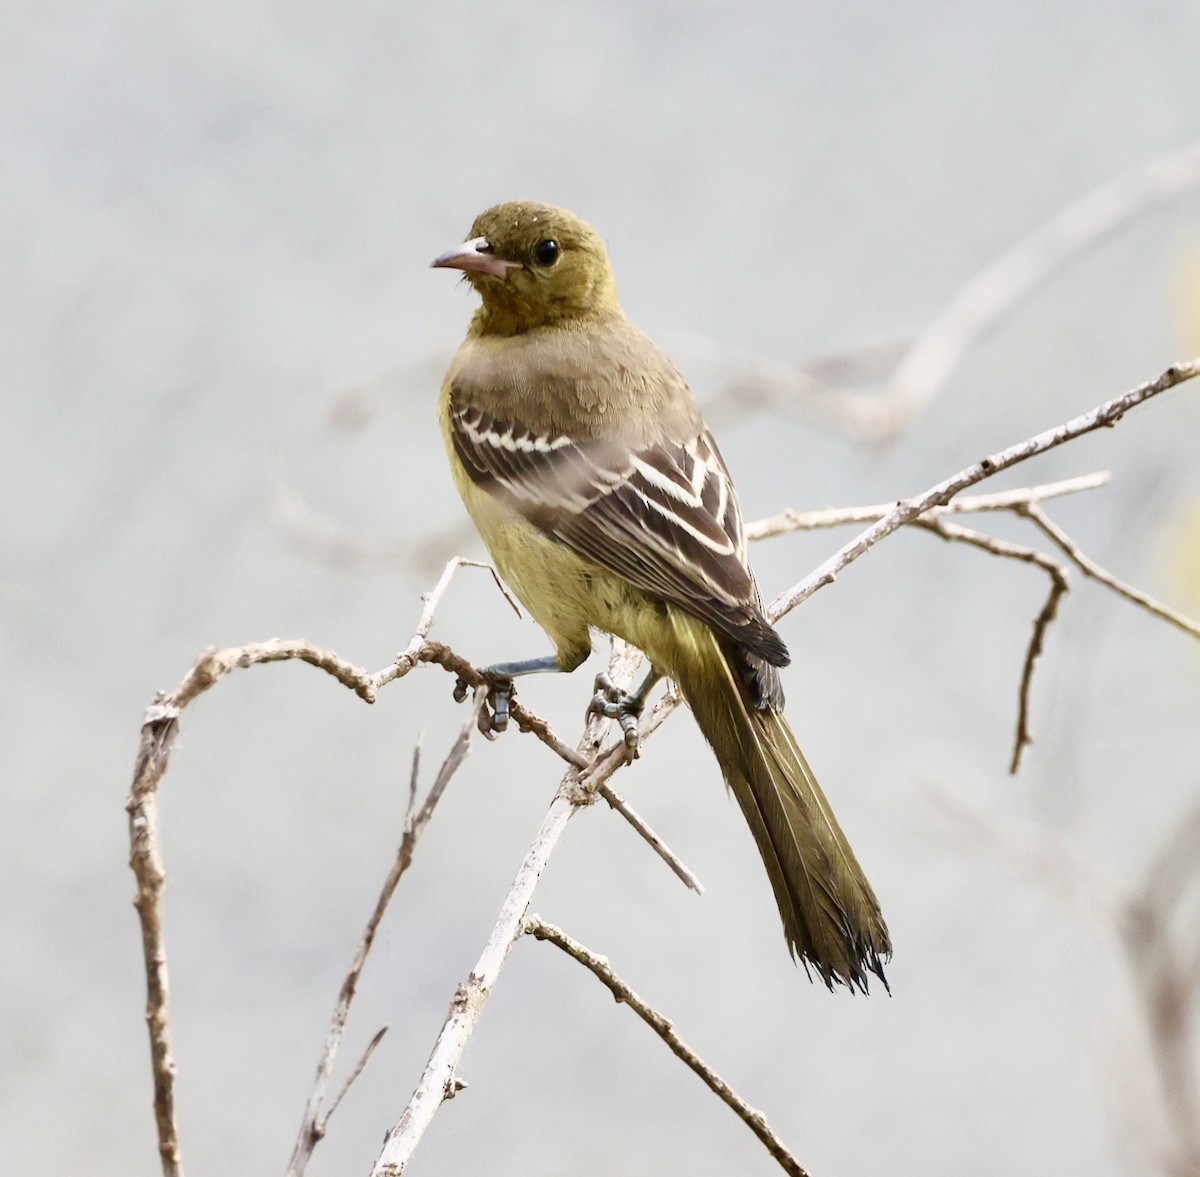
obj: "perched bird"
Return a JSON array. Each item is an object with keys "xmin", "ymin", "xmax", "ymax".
[{"xmin": 432, "ymin": 201, "xmax": 890, "ymax": 991}]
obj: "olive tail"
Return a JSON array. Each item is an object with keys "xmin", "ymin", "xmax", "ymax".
[{"xmin": 677, "ymin": 634, "xmax": 891, "ymax": 992}]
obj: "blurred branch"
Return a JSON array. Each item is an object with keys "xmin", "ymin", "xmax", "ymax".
[
  {"xmin": 880, "ymin": 138, "xmax": 1200, "ymax": 438},
  {"xmin": 1124, "ymin": 800, "xmax": 1200, "ymax": 1175},
  {"xmin": 934, "ymin": 787, "xmax": 1200, "ymax": 1177},
  {"xmin": 684, "ymin": 141, "xmax": 1200, "ymax": 442},
  {"xmin": 524, "ymin": 916, "xmax": 811, "ymax": 1177},
  {"xmin": 695, "ymin": 334, "xmax": 912, "ymax": 439},
  {"xmin": 272, "ymin": 460, "xmax": 479, "ymax": 576}
]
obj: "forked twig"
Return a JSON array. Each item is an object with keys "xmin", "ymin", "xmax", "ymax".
[
  {"xmin": 287, "ymin": 691, "xmax": 486, "ymax": 1176},
  {"xmin": 915, "ymin": 516, "xmax": 1071, "ymax": 773},
  {"xmin": 368, "ymin": 644, "xmax": 647, "ymax": 1175},
  {"xmin": 749, "ymin": 462, "xmax": 1200, "ymax": 774},
  {"xmin": 768, "ymin": 357, "xmax": 1200, "ymax": 622}
]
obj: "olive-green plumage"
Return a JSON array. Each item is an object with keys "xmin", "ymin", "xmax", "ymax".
[{"xmin": 432, "ymin": 201, "xmax": 890, "ymax": 990}]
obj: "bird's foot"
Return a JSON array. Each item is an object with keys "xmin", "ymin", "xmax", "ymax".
[
  {"xmin": 454, "ymin": 670, "xmax": 515, "ymax": 740},
  {"xmin": 588, "ymin": 673, "xmax": 643, "ymax": 754}
]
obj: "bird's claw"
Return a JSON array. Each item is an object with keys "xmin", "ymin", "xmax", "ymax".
[
  {"xmin": 588, "ymin": 673, "xmax": 643, "ymax": 753},
  {"xmin": 454, "ymin": 671, "xmax": 515, "ymax": 740}
]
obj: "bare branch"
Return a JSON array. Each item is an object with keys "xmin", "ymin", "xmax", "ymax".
[
  {"xmin": 416, "ymin": 641, "xmax": 590, "ymax": 769},
  {"xmin": 767, "ymin": 357, "xmax": 1200, "ymax": 623},
  {"xmin": 525, "ymin": 917, "xmax": 811, "ymax": 1177},
  {"xmin": 177, "ymin": 639, "xmax": 381, "ymax": 705}
]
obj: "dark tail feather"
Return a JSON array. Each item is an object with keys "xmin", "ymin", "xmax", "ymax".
[{"xmin": 677, "ymin": 635, "xmax": 891, "ymax": 992}]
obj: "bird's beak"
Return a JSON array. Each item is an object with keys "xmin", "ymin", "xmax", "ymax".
[{"xmin": 430, "ymin": 236, "xmax": 523, "ymax": 280}]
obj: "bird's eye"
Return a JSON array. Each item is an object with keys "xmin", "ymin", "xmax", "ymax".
[{"xmin": 533, "ymin": 239, "xmax": 560, "ymax": 267}]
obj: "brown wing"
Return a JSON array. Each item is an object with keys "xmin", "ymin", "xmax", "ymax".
[{"xmin": 449, "ymin": 399, "xmax": 788, "ymax": 669}]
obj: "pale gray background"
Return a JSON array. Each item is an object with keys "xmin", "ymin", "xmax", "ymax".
[{"xmin": 5, "ymin": 2, "xmax": 1200, "ymax": 1175}]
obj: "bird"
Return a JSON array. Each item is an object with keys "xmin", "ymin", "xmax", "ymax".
[{"xmin": 431, "ymin": 200, "xmax": 890, "ymax": 991}]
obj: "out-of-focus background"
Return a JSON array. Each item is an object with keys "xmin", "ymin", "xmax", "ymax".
[{"xmin": 5, "ymin": 3, "xmax": 1200, "ymax": 1175}]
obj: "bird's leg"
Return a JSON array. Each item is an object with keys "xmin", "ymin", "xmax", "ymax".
[
  {"xmin": 589, "ymin": 667, "xmax": 663, "ymax": 752},
  {"xmin": 454, "ymin": 654, "xmax": 562, "ymax": 738}
]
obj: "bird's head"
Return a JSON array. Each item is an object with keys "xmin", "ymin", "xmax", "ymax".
[{"xmin": 431, "ymin": 201, "xmax": 620, "ymax": 335}]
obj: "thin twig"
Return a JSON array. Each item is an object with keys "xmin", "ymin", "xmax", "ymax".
[
  {"xmin": 596, "ymin": 781, "xmax": 705, "ymax": 894},
  {"xmin": 286, "ymin": 691, "xmax": 486, "ymax": 1176},
  {"xmin": 323, "ymin": 1025, "xmax": 391, "ymax": 1128},
  {"xmin": 767, "ymin": 357, "xmax": 1200, "ymax": 623},
  {"xmin": 746, "ymin": 471, "xmax": 1110, "ymax": 541},
  {"xmin": 405, "ymin": 740, "xmax": 421, "ymax": 826},
  {"xmin": 1020, "ymin": 503, "xmax": 1200, "ymax": 642},
  {"xmin": 524, "ymin": 917, "xmax": 810, "ymax": 1177},
  {"xmin": 916, "ymin": 517, "xmax": 1071, "ymax": 773},
  {"xmin": 1009, "ymin": 574, "xmax": 1070, "ymax": 776},
  {"xmin": 376, "ymin": 558, "xmax": 516, "ymax": 691}
]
